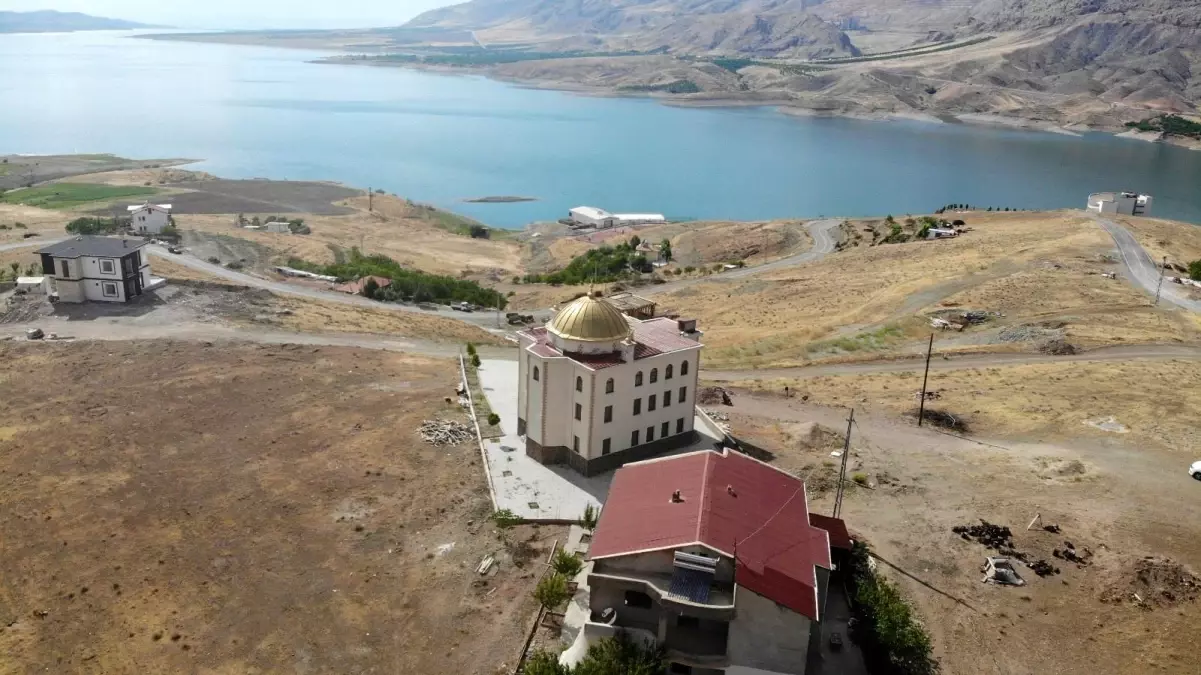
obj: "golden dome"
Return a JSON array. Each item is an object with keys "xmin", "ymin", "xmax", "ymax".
[{"xmin": 547, "ymin": 295, "xmax": 632, "ymax": 343}]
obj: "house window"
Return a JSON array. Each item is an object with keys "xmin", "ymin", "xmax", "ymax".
[
  {"xmin": 101, "ymin": 282, "xmax": 118, "ymax": 298},
  {"xmin": 624, "ymin": 590, "xmax": 652, "ymax": 609},
  {"xmin": 573, "ymin": 436, "xmax": 580, "ymax": 453},
  {"xmin": 604, "ymin": 405, "xmax": 613, "ymax": 423},
  {"xmin": 661, "ymin": 421, "xmax": 669, "ymax": 438},
  {"xmin": 666, "ymin": 364, "xmax": 673, "ymax": 380},
  {"xmin": 664, "ymin": 390, "xmax": 672, "ymax": 406},
  {"xmin": 646, "ymin": 426, "xmax": 655, "ymax": 442},
  {"xmin": 576, "ymin": 376, "xmax": 583, "ymax": 392},
  {"xmin": 605, "ymin": 378, "xmax": 614, "ymax": 394},
  {"xmin": 635, "ymin": 371, "xmax": 643, "ymax": 387},
  {"xmin": 677, "ymin": 418, "xmax": 685, "ymax": 434},
  {"xmin": 648, "ymin": 394, "xmax": 657, "ymax": 412},
  {"xmin": 650, "ymin": 368, "xmax": 658, "ymax": 383},
  {"xmin": 631, "ymin": 430, "xmax": 640, "ymax": 446},
  {"xmin": 60, "ymin": 260, "xmax": 69, "ymax": 277},
  {"xmin": 681, "ymin": 360, "xmax": 689, "ymax": 376},
  {"xmin": 574, "ymin": 403, "xmax": 582, "ymax": 421},
  {"xmin": 99, "ymin": 259, "xmax": 115, "ymax": 274},
  {"xmin": 602, "ymin": 438, "xmax": 611, "ymax": 455},
  {"xmin": 533, "ymin": 366, "xmax": 539, "ymax": 381},
  {"xmin": 679, "ymin": 386, "xmax": 687, "ymax": 402},
  {"xmin": 633, "ymin": 398, "xmax": 641, "ymax": 415}
]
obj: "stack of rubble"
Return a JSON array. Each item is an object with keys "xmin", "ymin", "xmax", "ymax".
[
  {"xmin": 419, "ymin": 419, "xmax": 474, "ymax": 446},
  {"xmin": 697, "ymin": 387, "xmax": 734, "ymax": 406}
]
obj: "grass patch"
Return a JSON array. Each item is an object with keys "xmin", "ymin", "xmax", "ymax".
[
  {"xmin": 463, "ymin": 352, "xmax": 501, "ymax": 440},
  {"xmin": 809, "ymin": 324, "xmax": 905, "ymax": 354},
  {"xmin": 0, "ymin": 183, "xmax": 158, "ymax": 209}
]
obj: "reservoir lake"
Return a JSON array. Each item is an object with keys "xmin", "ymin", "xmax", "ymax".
[{"xmin": 1, "ymin": 30, "xmax": 1199, "ymax": 228}]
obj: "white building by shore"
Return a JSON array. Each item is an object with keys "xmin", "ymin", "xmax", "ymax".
[
  {"xmin": 1087, "ymin": 192, "xmax": 1152, "ymax": 216},
  {"xmin": 569, "ymin": 206, "xmax": 666, "ymax": 229},
  {"xmin": 517, "ymin": 293, "xmax": 702, "ymax": 476}
]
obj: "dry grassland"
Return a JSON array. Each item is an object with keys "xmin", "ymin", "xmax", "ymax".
[
  {"xmin": 657, "ymin": 212, "xmax": 1201, "ymax": 369},
  {"xmin": 0, "ymin": 342, "xmax": 555, "ymax": 674},
  {"xmin": 734, "ymin": 358, "xmax": 1201, "ymax": 452}
]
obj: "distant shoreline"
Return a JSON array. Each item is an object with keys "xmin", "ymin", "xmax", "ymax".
[{"xmin": 463, "ymin": 196, "xmax": 538, "ymax": 204}]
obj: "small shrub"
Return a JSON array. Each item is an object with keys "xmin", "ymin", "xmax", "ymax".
[
  {"xmin": 1189, "ymin": 259, "xmax": 1201, "ymax": 281},
  {"xmin": 466, "ymin": 342, "xmax": 477, "ymax": 356},
  {"xmin": 579, "ymin": 504, "xmax": 599, "ymax": 531},
  {"xmin": 491, "ymin": 508, "xmax": 521, "ymax": 529},
  {"xmin": 470, "ymin": 353, "xmax": 481, "ymax": 368},
  {"xmin": 534, "ymin": 572, "xmax": 571, "ymax": 609},
  {"xmin": 225, "ymin": 260, "xmax": 244, "ymax": 270},
  {"xmin": 487, "ymin": 412, "xmax": 500, "ymax": 426},
  {"xmin": 852, "ymin": 473, "xmax": 869, "ymax": 485},
  {"xmin": 207, "ymin": 256, "xmax": 220, "ymax": 265},
  {"xmin": 551, "ymin": 549, "xmax": 584, "ymax": 577},
  {"xmin": 14, "ymin": 222, "xmax": 25, "ymax": 229}
]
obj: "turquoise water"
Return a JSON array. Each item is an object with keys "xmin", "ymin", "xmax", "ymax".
[{"xmin": 1, "ymin": 30, "xmax": 1200, "ymax": 227}]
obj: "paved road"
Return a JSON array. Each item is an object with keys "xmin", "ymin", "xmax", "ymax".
[
  {"xmin": 703, "ymin": 344, "xmax": 1201, "ymax": 381},
  {"xmin": 1093, "ymin": 215, "xmax": 1201, "ymax": 313}
]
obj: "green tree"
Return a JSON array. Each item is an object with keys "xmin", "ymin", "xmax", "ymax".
[
  {"xmin": 487, "ymin": 412, "xmax": 500, "ymax": 426},
  {"xmin": 362, "ymin": 277, "xmax": 380, "ymax": 299},
  {"xmin": 470, "ymin": 353, "xmax": 481, "ymax": 368},
  {"xmin": 578, "ymin": 504, "xmax": 598, "ymax": 531},
  {"xmin": 523, "ymin": 650, "xmax": 569, "ymax": 675},
  {"xmin": 551, "ymin": 549, "xmax": 584, "ymax": 577},
  {"xmin": 629, "ymin": 235, "xmax": 641, "ymax": 248},
  {"xmin": 466, "ymin": 342, "xmax": 477, "ymax": 356},
  {"xmin": 9, "ymin": 262, "xmax": 19, "ymax": 280},
  {"xmin": 25, "ymin": 263, "xmax": 40, "ymax": 276},
  {"xmin": 575, "ymin": 635, "xmax": 665, "ymax": 675},
  {"xmin": 534, "ymin": 572, "xmax": 571, "ymax": 609},
  {"xmin": 1188, "ymin": 260, "xmax": 1201, "ymax": 281},
  {"xmin": 660, "ymin": 238, "xmax": 673, "ymax": 262}
]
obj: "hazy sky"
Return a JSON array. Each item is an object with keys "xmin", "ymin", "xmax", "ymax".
[{"xmin": 1, "ymin": 0, "xmax": 461, "ymax": 29}]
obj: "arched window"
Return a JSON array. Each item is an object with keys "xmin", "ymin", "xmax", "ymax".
[
  {"xmin": 605, "ymin": 378, "xmax": 614, "ymax": 394},
  {"xmin": 665, "ymin": 364, "xmax": 673, "ymax": 380},
  {"xmin": 635, "ymin": 371, "xmax": 643, "ymax": 387},
  {"xmin": 576, "ymin": 376, "xmax": 583, "ymax": 392},
  {"xmin": 650, "ymin": 368, "xmax": 658, "ymax": 384},
  {"xmin": 533, "ymin": 366, "xmax": 540, "ymax": 381},
  {"xmin": 681, "ymin": 360, "xmax": 689, "ymax": 376}
]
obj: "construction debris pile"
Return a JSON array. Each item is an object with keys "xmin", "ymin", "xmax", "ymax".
[
  {"xmin": 953, "ymin": 520, "xmax": 1061, "ymax": 578},
  {"xmin": 419, "ymin": 419, "xmax": 474, "ymax": 446},
  {"xmin": 930, "ymin": 309, "xmax": 1003, "ymax": 331},
  {"xmin": 1038, "ymin": 338, "xmax": 1078, "ymax": 355},
  {"xmin": 1101, "ymin": 556, "xmax": 1201, "ymax": 609},
  {"xmin": 698, "ymin": 386, "xmax": 734, "ymax": 406},
  {"xmin": 701, "ymin": 408, "xmax": 731, "ymax": 433},
  {"xmin": 1054, "ymin": 541, "xmax": 1092, "ymax": 566}
]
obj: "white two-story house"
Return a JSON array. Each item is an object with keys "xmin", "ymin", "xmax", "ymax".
[
  {"xmin": 127, "ymin": 203, "xmax": 173, "ymax": 235},
  {"xmin": 38, "ymin": 236, "xmax": 152, "ymax": 303}
]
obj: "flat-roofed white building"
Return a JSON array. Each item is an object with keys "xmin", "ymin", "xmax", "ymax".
[
  {"xmin": 517, "ymin": 293, "xmax": 703, "ymax": 476},
  {"xmin": 569, "ymin": 206, "xmax": 667, "ymax": 229},
  {"xmin": 1087, "ymin": 192, "xmax": 1152, "ymax": 216}
]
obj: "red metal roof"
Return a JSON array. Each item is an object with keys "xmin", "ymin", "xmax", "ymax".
[
  {"xmin": 590, "ymin": 449, "xmax": 832, "ymax": 620},
  {"xmin": 809, "ymin": 513, "xmax": 853, "ymax": 551},
  {"xmin": 333, "ymin": 276, "xmax": 391, "ymax": 295}
]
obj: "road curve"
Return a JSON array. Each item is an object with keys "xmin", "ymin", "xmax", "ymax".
[
  {"xmin": 702, "ymin": 344, "xmax": 1201, "ymax": 381},
  {"xmin": 640, "ymin": 218, "xmax": 843, "ymax": 297},
  {"xmin": 1093, "ymin": 215, "xmax": 1201, "ymax": 313}
]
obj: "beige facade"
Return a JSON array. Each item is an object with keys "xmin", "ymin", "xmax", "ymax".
[
  {"xmin": 40, "ymin": 237, "xmax": 152, "ymax": 304},
  {"xmin": 517, "ymin": 295, "xmax": 702, "ymax": 475}
]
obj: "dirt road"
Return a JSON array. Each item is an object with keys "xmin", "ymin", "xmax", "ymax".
[
  {"xmin": 702, "ymin": 344, "xmax": 1201, "ymax": 381},
  {"xmin": 1094, "ymin": 214, "xmax": 1201, "ymax": 313}
]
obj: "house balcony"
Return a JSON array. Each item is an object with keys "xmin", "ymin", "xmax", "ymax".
[{"xmin": 588, "ymin": 570, "xmax": 736, "ymax": 621}]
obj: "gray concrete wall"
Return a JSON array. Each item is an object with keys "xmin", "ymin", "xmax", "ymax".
[{"xmin": 727, "ymin": 588, "xmax": 811, "ymax": 674}]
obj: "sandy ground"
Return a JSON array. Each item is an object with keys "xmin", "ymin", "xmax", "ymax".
[
  {"xmin": 654, "ymin": 211, "xmax": 1201, "ymax": 369},
  {"xmin": 1120, "ymin": 215, "xmax": 1201, "ymax": 270},
  {"xmin": 721, "ymin": 392, "xmax": 1201, "ymax": 675},
  {"xmin": 0, "ymin": 341, "xmax": 563, "ymax": 674}
]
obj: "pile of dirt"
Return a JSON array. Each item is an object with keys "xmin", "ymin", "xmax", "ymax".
[
  {"xmin": 954, "ymin": 520, "xmax": 1015, "ymax": 550},
  {"xmin": 794, "ymin": 421, "xmax": 847, "ymax": 453},
  {"xmin": 698, "ymin": 386, "xmax": 733, "ymax": 406},
  {"xmin": 1038, "ymin": 338, "xmax": 1078, "ymax": 355},
  {"xmin": 0, "ymin": 293, "xmax": 53, "ymax": 324},
  {"xmin": 1101, "ymin": 557, "xmax": 1201, "ymax": 609}
]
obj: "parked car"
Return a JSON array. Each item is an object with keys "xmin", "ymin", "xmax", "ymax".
[{"xmin": 1190, "ymin": 461, "xmax": 1201, "ymax": 480}]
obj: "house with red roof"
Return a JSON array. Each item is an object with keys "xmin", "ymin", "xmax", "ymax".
[{"xmin": 576, "ymin": 448, "xmax": 851, "ymax": 674}]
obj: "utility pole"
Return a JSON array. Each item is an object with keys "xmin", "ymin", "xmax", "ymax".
[
  {"xmin": 368, "ymin": 187, "xmax": 373, "ymax": 212},
  {"xmin": 495, "ymin": 287, "xmax": 502, "ymax": 328},
  {"xmin": 918, "ymin": 333, "xmax": 934, "ymax": 427},
  {"xmin": 1154, "ymin": 256, "xmax": 1167, "ymax": 306},
  {"xmin": 832, "ymin": 408, "xmax": 854, "ymax": 519}
]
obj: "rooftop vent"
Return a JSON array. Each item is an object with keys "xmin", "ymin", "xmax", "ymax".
[
  {"xmin": 670, "ymin": 490, "xmax": 684, "ymax": 503},
  {"xmin": 727, "ymin": 485, "xmax": 737, "ymax": 497}
]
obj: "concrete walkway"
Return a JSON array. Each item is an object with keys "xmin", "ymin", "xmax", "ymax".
[{"xmin": 477, "ymin": 359, "xmax": 607, "ymax": 521}]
